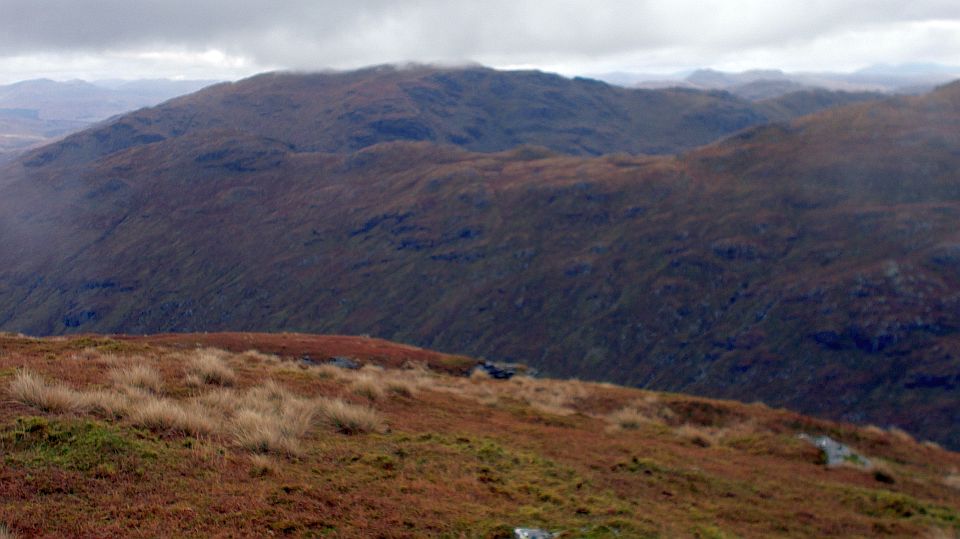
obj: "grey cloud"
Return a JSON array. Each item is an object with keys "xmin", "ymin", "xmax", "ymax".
[{"xmin": 1, "ymin": 0, "xmax": 960, "ymax": 75}]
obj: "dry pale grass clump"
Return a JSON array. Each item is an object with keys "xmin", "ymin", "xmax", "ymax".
[
  {"xmin": 8, "ymin": 370, "xmax": 87, "ymax": 413},
  {"xmin": 888, "ymin": 426, "xmax": 917, "ymax": 444},
  {"xmin": 923, "ymin": 527, "xmax": 960, "ymax": 539},
  {"xmin": 248, "ymin": 454, "xmax": 280, "ymax": 477},
  {"xmin": 0, "ymin": 523, "xmax": 17, "ymax": 539},
  {"xmin": 516, "ymin": 377, "xmax": 590, "ymax": 416},
  {"xmin": 7, "ymin": 355, "xmax": 383, "ymax": 458},
  {"xmin": 349, "ymin": 373, "xmax": 386, "ymax": 401},
  {"xmin": 400, "ymin": 363, "xmax": 436, "ymax": 384},
  {"xmin": 80, "ymin": 389, "xmax": 130, "ymax": 419},
  {"xmin": 195, "ymin": 380, "xmax": 321, "ymax": 456},
  {"xmin": 945, "ymin": 473, "xmax": 960, "ymax": 490},
  {"xmin": 469, "ymin": 368, "xmax": 492, "ymax": 381},
  {"xmin": 359, "ymin": 364, "xmax": 385, "ymax": 374},
  {"xmin": 606, "ymin": 395, "xmax": 676, "ymax": 431},
  {"xmin": 310, "ymin": 363, "xmax": 344, "ymax": 380},
  {"xmin": 445, "ymin": 375, "xmax": 592, "ymax": 416},
  {"xmin": 384, "ymin": 378, "xmax": 418, "ymax": 398},
  {"xmin": 238, "ymin": 349, "xmax": 280, "ymax": 365},
  {"xmin": 317, "ymin": 398, "xmax": 385, "ymax": 434},
  {"xmin": 185, "ymin": 349, "xmax": 237, "ymax": 386},
  {"xmin": 231, "ymin": 409, "xmax": 303, "ymax": 455},
  {"xmin": 110, "ymin": 364, "xmax": 164, "ymax": 394},
  {"xmin": 127, "ymin": 395, "xmax": 217, "ymax": 436},
  {"xmin": 675, "ymin": 424, "xmax": 723, "ymax": 447},
  {"xmin": 607, "ymin": 406, "xmax": 651, "ymax": 430}
]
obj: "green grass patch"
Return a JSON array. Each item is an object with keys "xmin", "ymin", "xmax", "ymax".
[
  {"xmin": 1, "ymin": 416, "xmax": 159, "ymax": 476},
  {"xmin": 372, "ymin": 432, "xmax": 646, "ymax": 536},
  {"xmin": 845, "ymin": 486, "xmax": 960, "ymax": 527}
]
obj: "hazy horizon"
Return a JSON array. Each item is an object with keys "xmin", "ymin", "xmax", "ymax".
[{"xmin": 2, "ymin": 61, "xmax": 959, "ymax": 89}]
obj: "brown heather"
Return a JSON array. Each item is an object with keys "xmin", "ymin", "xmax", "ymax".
[{"xmin": 2, "ymin": 333, "xmax": 960, "ymax": 538}]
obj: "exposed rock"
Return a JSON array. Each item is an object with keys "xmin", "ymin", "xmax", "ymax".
[
  {"xmin": 473, "ymin": 361, "xmax": 516, "ymax": 380},
  {"xmin": 799, "ymin": 434, "xmax": 872, "ymax": 468},
  {"xmin": 302, "ymin": 355, "xmax": 361, "ymax": 370},
  {"xmin": 514, "ymin": 528, "xmax": 555, "ymax": 539},
  {"xmin": 328, "ymin": 356, "xmax": 361, "ymax": 370}
]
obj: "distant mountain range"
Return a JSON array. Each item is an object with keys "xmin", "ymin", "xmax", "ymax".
[
  {"xmin": 2, "ymin": 65, "xmax": 960, "ymax": 448},
  {"xmin": 601, "ymin": 63, "xmax": 960, "ymax": 100},
  {"xmin": 0, "ymin": 78, "xmax": 217, "ymax": 160}
]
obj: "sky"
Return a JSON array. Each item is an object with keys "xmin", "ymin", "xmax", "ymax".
[{"xmin": 1, "ymin": 0, "xmax": 960, "ymax": 83}]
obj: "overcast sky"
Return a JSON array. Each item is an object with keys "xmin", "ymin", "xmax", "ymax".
[{"xmin": 1, "ymin": 0, "xmax": 960, "ymax": 83}]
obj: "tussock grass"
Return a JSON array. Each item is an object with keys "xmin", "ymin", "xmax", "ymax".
[
  {"xmin": 945, "ymin": 474, "xmax": 960, "ymax": 490},
  {"xmin": 231, "ymin": 409, "xmax": 301, "ymax": 455},
  {"xmin": 8, "ymin": 370, "xmax": 87, "ymax": 413},
  {"xmin": 185, "ymin": 349, "xmax": 236, "ymax": 386},
  {"xmin": 359, "ymin": 364, "xmax": 385, "ymax": 374},
  {"xmin": 238, "ymin": 349, "xmax": 280, "ymax": 365},
  {"xmin": 469, "ymin": 368, "xmax": 491, "ymax": 381},
  {"xmin": 0, "ymin": 523, "xmax": 17, "ymax": 539},
  {"xmin": 5, "ymin": 347, "xmax": 387, "ymax": 459},
  {"xmin": 675, "ymin": 424, "xmax": 722, "ymax": 447},
  {"xmin": 349, "ymin": 373, "xmax": 386, "ymax": 401},
  {"xmin": 923, "ymin": 527, "xmax": 960, "ymax": 539},
  {"xmin": 385, "ymin": 378, "xmax": 418, "ymax": 398},
  {"xmin": 195, "ymin": 380, "xmax": 321, "ymax": 456},
  {"xmin": 607, "ymin": 406, "xmax": 651, "ymax": 430},
  {"xmin": 110, "ymin": 364, "xmax": 163, "ymax": 394},
  {"xmin": 248, "ymin": 454, "xmax": 280, "ymax": 477},
  {"xmin": 310, "ymin": 363, "xmax": 343, "ymax": 379},
  {"xmin": 127, "ymin": 396, "xmax": 216, "ymax": 436},
  {"xmin": 81, "ymin": 389, "xmax": 130, "ymax": 418},
  {"xmin": 317, "ymin": 398, "xmax": 385, "ymax": 434}
]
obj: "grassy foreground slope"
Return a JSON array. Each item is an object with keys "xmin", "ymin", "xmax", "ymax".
[{"xmin": 0, "ymin": 333, "xmax": 959, "ymax": 538}]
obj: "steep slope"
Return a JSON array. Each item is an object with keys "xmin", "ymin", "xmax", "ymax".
[
  {"xmin": 1, "ymin": 72, "xmax": 960, "ymax": 448},
  {"xmin": 1, "ymin": 333, "xmax": 959, "ymax": 538}
]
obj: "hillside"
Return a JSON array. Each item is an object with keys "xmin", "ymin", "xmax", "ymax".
[
  {"xmin": 0, "ymin": 69, "xmax": 959, "ymax": 449},
  {"xmin": 13, "ymin": 65, "xmax": 879, "ymax": 166},
  {"xmin": 0, "ymin": 332, "xmax": 958, "ymax": 537}
]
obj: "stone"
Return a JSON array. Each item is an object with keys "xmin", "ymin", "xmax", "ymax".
[
  {"xmin": 799, "ymin": 434, "xmax": 872, "ymax": 468},
  {"xmin": 514, "ymin": 528, "xmax": 554, "ymax": 539},
  {"xmin": 328, "ymin": 356, "xmax": 361, "ymax": 370},
  {"xmin": 473, "ymin": 361, "xmax": 516, "ymax": 380}
]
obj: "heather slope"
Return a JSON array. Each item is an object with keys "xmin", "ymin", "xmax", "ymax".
[
  {"xmin": 0, "ymin": 72, "xmax": 959, "ymax": 449},
  {"xmin": 0, "ymin": 333, "xmax": 958, "ymax": 538}
]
